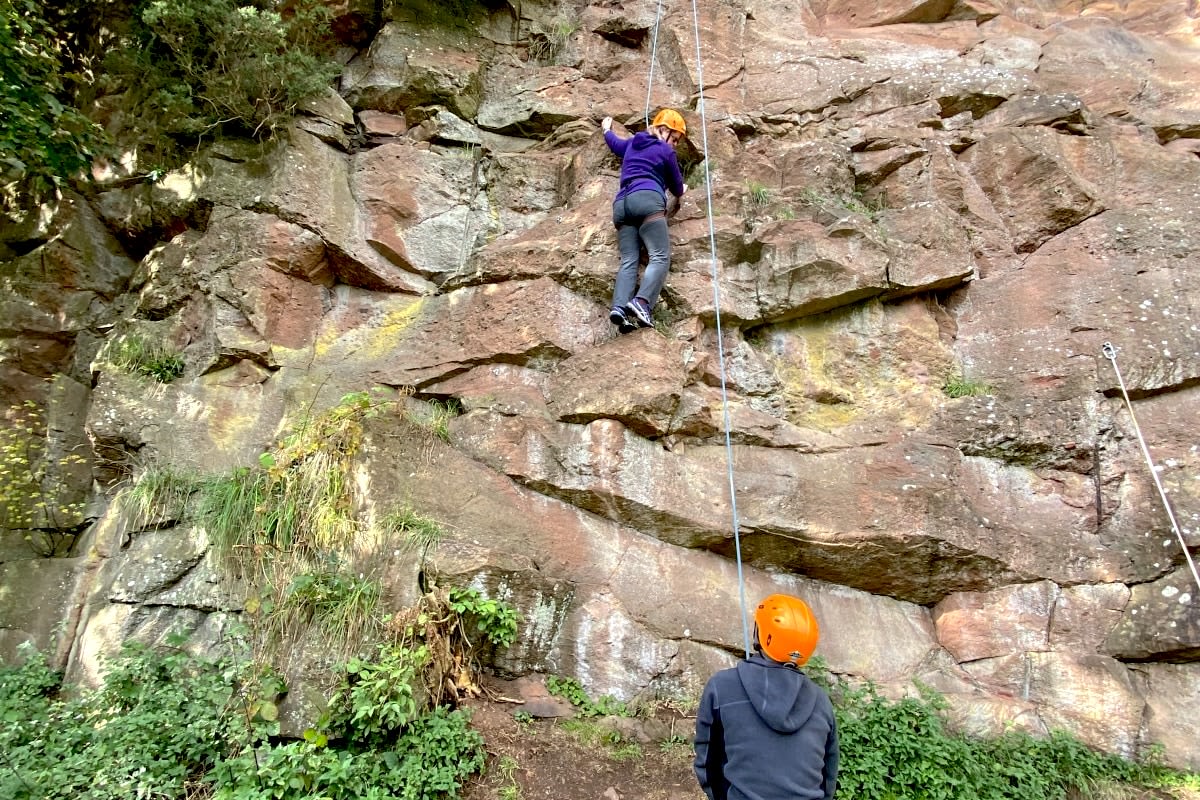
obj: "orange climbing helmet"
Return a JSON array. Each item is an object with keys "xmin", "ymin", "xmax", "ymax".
[
  {"xmin": 652, "ymin": 108, "xmax": 687, "ymax": 137},
  {"xmin": 754, "ymin": 594, "xmax": 819, "ymax": 666}
]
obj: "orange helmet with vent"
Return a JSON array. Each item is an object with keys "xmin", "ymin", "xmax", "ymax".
[
  {"xmin": 754, "ymin": 594, "xmax": 819, "ymax": 666},
  {"xmin": 651, "ymin": 109, "xmax": 687, "ymax": 136}
]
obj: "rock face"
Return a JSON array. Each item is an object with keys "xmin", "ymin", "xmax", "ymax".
[{"xmin": 2, "ymin": 0, "xmax": 1200, "ymax": 772}]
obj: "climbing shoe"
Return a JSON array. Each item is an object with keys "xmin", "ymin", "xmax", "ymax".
[
  {"xmin": 625, "ymin": 297, "xmax": 654, "ymax": 328},
  {"xmin": 609, "ymin": 306, "xmax": 637, "ymax": 334}
]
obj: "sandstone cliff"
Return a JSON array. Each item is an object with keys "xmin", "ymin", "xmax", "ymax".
[{"xmin": 1, "ymin": 0, "xmax": 1199, "ymax": 770}]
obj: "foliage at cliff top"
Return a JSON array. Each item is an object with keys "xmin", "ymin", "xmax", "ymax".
[
  {"xmin": 0, "ymin": 0, "xmax": 339, "ymax": 212},
  {"xmin": 0, "ymin": 0, "xmax": 104, "ymax": 213}
]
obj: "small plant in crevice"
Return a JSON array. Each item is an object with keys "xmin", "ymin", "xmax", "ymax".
[
  {"xmin": 800, "ymin": 187, "xmax": 887, "ymax": 223},
  {"xmin": 746, "ymin": 179, "xmax": 771, "ymax": 210},
  {"xmin": 383, "ymin": 505, "xmax": 444, "ymax": 550},
  {"xmin": 942, "ymin": 373, "xmax": 992, "ymax": 398},
  {"xmin": 685, "ymin": 160, "xmax": 710, "ymax": 192},
  {"xmin": 526, "ymin": 13, "xmax": 577, "ymax": 64},
  {"xmin": 107, "ymin": 333, "xmax": 186, "ymax": 383},
  {"xmin": 409, "ymin": 397, "xmax": 463, "ymax": 442},
  {"xmin": 448, "ymin": 586, "xmax": 519, "ymax": 649}
]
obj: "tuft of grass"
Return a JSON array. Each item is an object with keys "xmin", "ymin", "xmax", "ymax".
[
  {"xmin": 123, "ymin": 465, "xmax": 202, "ymax": 528},
  {"xmin": 253, "ymin": 562, "xmax": 383, "ymax": 660},
  {"xmin": 559, "ymin": 718, "xmax": 643, "ymax": 761},
  {"xmin": 746, "ymin": 179, "xmax": 771, "ymax": 209},
  {"xmin": 108, "ymin": 334, "xmax": 186, "ymax": 383},
  {"xmin": 382, "ymin": 506, "xmax": 444, "ymax": 550},
  {"xmin": 409, "ymin": 398, "xmax": 462, "ymax": 442},
  {"xmin": 527, "ymin": 13, "xmax": 577, "ymax": 63},
  {"xmin": 685, "ymin": 160, "xmax": 710, "ymax": 192},
  {"xmin": 943, "ymin": 374, "xmax": 992, "ymax": 398},
  {"xmin": 497, "ymin": 755, "xmax": 524, "ymax": 800}
]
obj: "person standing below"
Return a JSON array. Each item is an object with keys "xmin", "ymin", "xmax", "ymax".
[
  {"xmin": 601, "ymin": 109, "xmax": 687, "ymax": 333},
  {"xmin": 694, "ymin": 594, "xmax": 839, "ymax": 800}
]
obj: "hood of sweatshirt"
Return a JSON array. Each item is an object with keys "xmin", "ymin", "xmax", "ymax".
[
  {"xmin": 629, "ymin": 131, "xmax": 664, "ymax": 152},
  {"xmin": 735, "ymin": 653, "xmax": 821, "ymax": 734}
]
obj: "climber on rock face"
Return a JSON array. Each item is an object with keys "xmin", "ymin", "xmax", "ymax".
[
  {"xmin": 694, "ymin": 594, "xmax": 839, "ymax": 800},
  {"xmin": 601, "ymin": 109, "xmax": 688, "ymax": 334}
]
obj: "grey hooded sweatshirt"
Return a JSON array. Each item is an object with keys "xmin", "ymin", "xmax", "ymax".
[{"xmin": 693, "ymin": 654, "xmax": 839, "ymax": 800}]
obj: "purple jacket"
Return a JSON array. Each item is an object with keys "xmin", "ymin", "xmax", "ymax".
[{"xmin": 605, "ymin": 130, "xmax": 685, "ymax": 201}]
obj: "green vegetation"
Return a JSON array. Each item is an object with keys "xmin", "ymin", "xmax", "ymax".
[
  {"xmin": 0, "ymin": 0, "xmax": 105, "ymax": 212},
  {"xmin": 546, "ymin": 674, "xmax": 629, "ymax": 718},
  {"xmin": 383, "ymin": 505, "xmax": 444, "ymax": 549},
  {"xmin": 120, "ymin": 390, "xmax": 517, "ymax": 667},
  {"xmin": 559, "ymin": 718, "xmax": 643, "ymax": 761},
  {"xmin": 801, "ymin": 187, "xmax": 887, "ymax": 222},
  {"xmin": 1, "ymin": 0, "xmax": 338, "ymax": 208},
  {"xmin": 527, "ymin": 13, "xmax": 577, "ymax": 64},
  {"xmin": 106, "ymin": 0, "xmax": 340, "ymax": 168},
  {"xmin": 746, "ymin": 179, "xmax": 771, "ymax": 209},
  {"xmin": 805, "ymin": 658, "xmax": 1198, "ymax": 800},
  {"xmin": 448, "ymin": 586, "xmax": 519, "ymax": 649},
  {"xmin": 107, "ymin": 333, "xmax": 186, "ymax": 383},
  {"xmin": 130, "ymin": 391, "xmax": 393, "ymax": 570},
  {"xmin": 497, "ymin": 755, "xmax": 524, "ymax": 800},
  {"xmin": 943, "ymin": 373, "xmax": 992, "ymax": 398},
  {"xmin": 411, "ymin": 398, "xmax": 462, "ymax": 442},
  {"xmin": 0, "ymin": 637, "xmax": 486, "ymax": 800},
  {"xmin": 685, "ymin": 160, "xmax": 709, "ymax": 193},
  {"xmin": 0, "ymin": 400, "xmax": 88, "ymax": 541}
]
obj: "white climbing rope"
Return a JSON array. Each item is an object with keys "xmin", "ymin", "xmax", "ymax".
[
  {"xmin": 1102, "ymin": 342, "xmax": 1200, "ymax": 592},
  {"xmin": 643, "ymin": 0, "xmax": 664, "ymax": 128},
  {"xmin": 686, "ymin": 0, "xmax": 752, "ymax": 660},
  {"xmin": 641, "ymin": 0, "xmax": 752, "ymax": 659}
]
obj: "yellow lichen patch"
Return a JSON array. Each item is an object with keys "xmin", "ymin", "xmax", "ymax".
[
  {"xmin": 764, "ymin": 300, "xmax": 955, "ymax": 433},
  {"xmin": 363, "ymin": 297, "xmax": 426, "ymax": 360}
]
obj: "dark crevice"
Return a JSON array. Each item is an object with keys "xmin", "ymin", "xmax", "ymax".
[{"xmin": 1101, "ymin": 374, "xmax": 1200, "ymax": 401}]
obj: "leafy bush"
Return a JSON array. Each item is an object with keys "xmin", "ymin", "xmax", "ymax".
[
  {"xmin": 0, "ymin": 0, "xmax": 105, "ymax": 209},
  {"xmin": 0, "ymin": 642, "xmax": 246, "ymax": 800},
  {"xmin": 329, "ymin": 642, "xmax": 430, "ymax": 745},
  {"xmin": 448, "ymin": 586, "xmax": 519, "ymax": 648},
  {"xmin": 1, "ymin": 639, "xmax": 488, "ymax": 800},
  {"xmin": 102, "ymin": 0, "xmax": 340, "ymax": 170},
  {"xmin": 802, "ymin": 659, "xmax": 1195, "ymax": 800}
]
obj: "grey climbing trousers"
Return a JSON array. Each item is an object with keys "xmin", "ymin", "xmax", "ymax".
[{"xmin": 611, "ymin": 189, "xmax": 671, "ymax": 310}]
